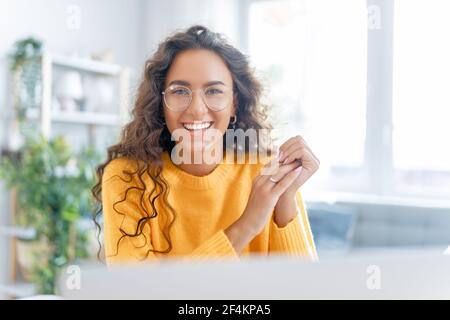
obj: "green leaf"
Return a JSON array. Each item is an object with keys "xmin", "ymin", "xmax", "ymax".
[{"xmin": 62, "ymin": 208, "xmax": 79, "ymax": 222}]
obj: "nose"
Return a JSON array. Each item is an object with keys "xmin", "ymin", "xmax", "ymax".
[{"xmin": 185, "ymin": 90, "xmax": 209, "ymax": 116}]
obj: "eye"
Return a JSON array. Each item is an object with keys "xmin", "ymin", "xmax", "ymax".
[
  {"xmin": 170, "ymin": 87, "xmax": 190, "ymax": 95},
  {"xmin": 205, "ymin": 87, "xmax": 224, "ymax": 95}
]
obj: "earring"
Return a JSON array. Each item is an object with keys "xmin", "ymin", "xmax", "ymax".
[{"xmin": 230, "ymin": 115, "xmax": 237, "ymax": 128}]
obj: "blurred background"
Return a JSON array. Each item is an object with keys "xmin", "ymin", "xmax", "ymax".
[{"xmin": 0, "ymin": 0, "xmax": 449, "ymax": 299}]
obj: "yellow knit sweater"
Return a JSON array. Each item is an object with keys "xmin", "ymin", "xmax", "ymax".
[{"xmin": 102, "ymin": 151, "xmax": 317, "ymax": 264}]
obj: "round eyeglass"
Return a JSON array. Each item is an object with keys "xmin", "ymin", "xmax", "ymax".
[{"xmin": 162, "ymin": 85, "xmax": 232, "ymax": 112}]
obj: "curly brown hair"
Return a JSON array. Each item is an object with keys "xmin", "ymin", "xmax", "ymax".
[{"xmin": 91, "ymin": 25, "xmax": 273, "ymax": 261}]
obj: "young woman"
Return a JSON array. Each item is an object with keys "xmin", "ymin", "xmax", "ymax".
[{"xmin": 92, "ymin": 25, "xmax": 320, "ymax": 265}]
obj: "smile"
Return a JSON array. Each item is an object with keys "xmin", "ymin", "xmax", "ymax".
[{"xmin": 182, "ymin": 121, "xmax": 214, "ymax": 131}]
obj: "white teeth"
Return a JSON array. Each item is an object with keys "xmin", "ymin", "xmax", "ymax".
[{"xmin": 183, "ymin": 122, "xmax": 212, "ymax": 130}]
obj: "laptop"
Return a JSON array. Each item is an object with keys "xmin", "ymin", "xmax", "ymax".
[{"xmin": 59, "ymin": 247, "xmax": 450, "ymax": 299}]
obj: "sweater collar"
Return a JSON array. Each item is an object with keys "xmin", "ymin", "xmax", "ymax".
[{"xmin": 161, "ymin": 151, "xmax": 233, "ymax": 190}]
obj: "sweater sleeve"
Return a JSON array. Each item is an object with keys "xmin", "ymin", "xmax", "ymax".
[
  {"xmin": 102, "ymin": 161, "xmax": 238, "ymax": 266},
  {"xmin": 188, "ymin": 230, "xmax": 239, "ymax": 260},
  {"xmin": 268, "ymin": 190, "xmax": 318, "ymax": 260}
]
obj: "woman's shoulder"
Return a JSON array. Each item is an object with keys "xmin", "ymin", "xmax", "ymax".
[{"xmin": 102, "ymin": 157, "xmax": 143, "ymax": 183}]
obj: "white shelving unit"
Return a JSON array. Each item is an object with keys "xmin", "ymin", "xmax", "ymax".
[
  {"xmin": 2, "ymin": 52, "xmax": 131, "ymax": 298},
  {"xmin": 38, "ymin": 52, "xmax": 130, "ymax": 141},
  {"xmin": 51, "ymin": 53, "xmax": 122, "ymax": 75},
  {"xmin": 26, "ymin": 108, "xmax": 121, "ymax": 126}
]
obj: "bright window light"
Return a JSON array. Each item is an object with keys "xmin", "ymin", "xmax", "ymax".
[
  {"xmin": 248, "ymin": 0, "xmax": 367, "ymax": 176},
  {"xmin": 393, "ymin": 0, "xmax": 450, "ymax": 192}
]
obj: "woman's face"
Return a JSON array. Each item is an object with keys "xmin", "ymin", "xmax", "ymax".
[{"xmin": 163, "ymin": 49, "xmax": 236, "ymax": 153}]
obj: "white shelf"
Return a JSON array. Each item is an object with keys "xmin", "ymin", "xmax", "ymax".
[
  {"xmin": 0, "ymin": 282, "xmax": 37, "ymax": 299},
  {"xmin": 0, "ymin": 225, "xmax": 36, "ymax": 239},
  {"xmin": 26, "ymin": 108, "xmax": 121, "ymax": 126},
  {"xmin": 38, "ymin": 52, "xmax": 130, "ymax": 138},
  {"xmin": 51, "ymin": 111, "xmax": 121, "ymax": 126},
  {"xmin": 51, "ymin": 53, "xmax": 122, "ymax": 76}
]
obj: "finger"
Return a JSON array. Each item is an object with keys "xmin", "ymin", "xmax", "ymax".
[
  {"xmin": 285, "ymin": 148, "xmax": 319, "ymax": 171},
  {"xmin": 259, "ymin": 157, "xmax": 280, "ymax": 176},
  {"xmin": 272, "ymin": 167, "xmax": 302, "ymax": 196},
  {"xmin": 295, "ymin": 142, "xmax": 319, "ymax": 164},
  {"xmin": 285, "ymin": 149, "xmax": 319, "ymax": 188},
  {"xmin": 269, "ymin": 161, "xmax": 301, "ymax": 182},
  {"xmin": 296, "ymin": 144, "xmax": 320, "ymax": 167},
  {"xmin": 279, "ymin": 136, "xmax": 307, "ymax": 162},
  {"xmin": 258, "ymin": 160, "xmax": 295, "ymax": 187},
  {"xmin": 278, "ymin": 136, "xmax": 300, "ymax": 158},
  {"xmin": 272, "ymin": 147, "xmax": 320, "ymax": 192},
  {"xmin": 281, "ymin": 146, "xmax": 306, "ymax": 165}
]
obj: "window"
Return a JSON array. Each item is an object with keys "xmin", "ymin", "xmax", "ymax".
[
  {"xmin": 247, "ymin": 0, "xmax": 450, "ymax": 200},
  {"xmin": 393, "ymin": 0, "xmax": 450, "ymax": 197},
  {"xmin": 248, "ymin": 0, "xmax": 368, "ymax": 192}
]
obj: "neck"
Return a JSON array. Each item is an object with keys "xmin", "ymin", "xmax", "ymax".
[{"xmin": 177, "ymin": 162, "xmax": 219, "ymax": 176}]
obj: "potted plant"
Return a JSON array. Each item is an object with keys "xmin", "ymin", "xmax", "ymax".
[
  {"xmin": 9, "ymin": 37, "xmax": 43, "ymax": 122},
  {"xmin": 0, "ymin": 133, "xmax": 99, "ymax": 294}
]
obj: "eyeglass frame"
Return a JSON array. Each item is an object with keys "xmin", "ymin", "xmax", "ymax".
[{"xmin": 161, "ymin": 84, "xmax": 233, "ymax": 112}]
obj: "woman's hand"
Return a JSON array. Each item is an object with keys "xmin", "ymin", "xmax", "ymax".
[
  {"xmin": 270, "ymin": 135, "xmax": 320, "ymax": 227},
  {"xmin": 224, "ymin": 136, "xmax": 319, "ymax": 253},
  {"xmin": 274, "ymin": 135, "xmax": 320, "ymax": 198},
  {"xmin": 241, "ymin": 160, "xmax": 303, "ymax": 233},
  {"xmin": 224, "ymin": 161, "xmax": 302, "ymax": 253}
]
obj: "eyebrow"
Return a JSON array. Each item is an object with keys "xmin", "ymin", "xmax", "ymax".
[{"xmin": 167, "ymin": 80, "xmax": 226, "ymax": 87}]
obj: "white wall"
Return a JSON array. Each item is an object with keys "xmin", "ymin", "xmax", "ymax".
[
  {"xmin": 142, "ymin": 0, "xmax": 243, "ymax": 59},
  {"xmin": 0, "ymin": 0, "xmax": 145, "ymax": 69}
]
